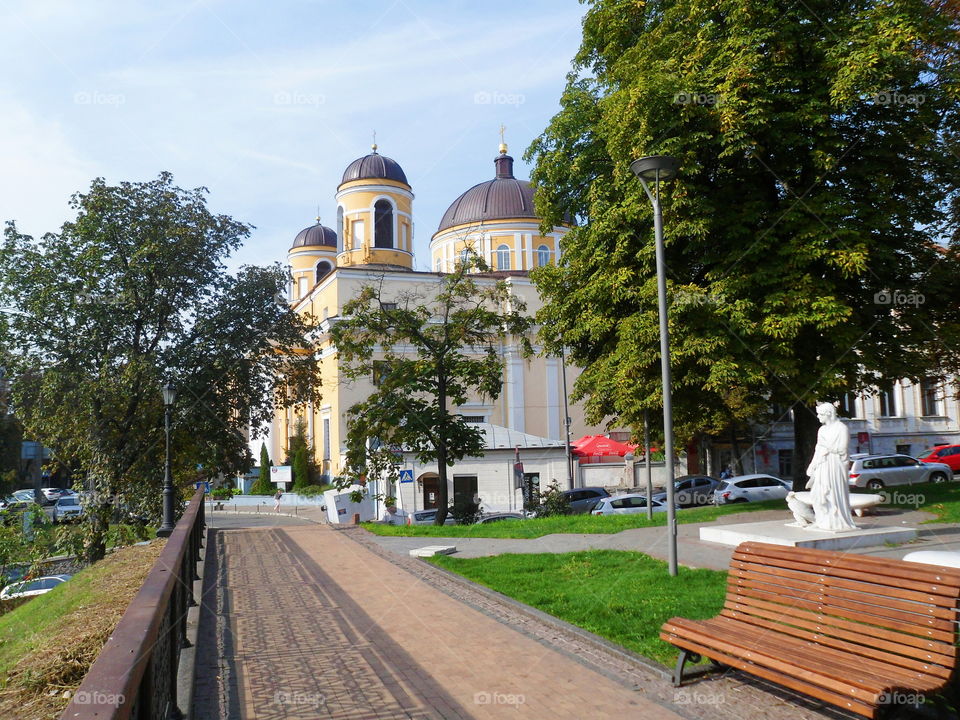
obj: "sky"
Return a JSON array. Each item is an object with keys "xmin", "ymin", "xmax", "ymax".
[{"xmin": 0, "ymin": 0, "xmax": 587, "ymax": 272}]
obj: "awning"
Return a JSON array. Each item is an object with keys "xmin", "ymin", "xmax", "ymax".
[{"xmin": 571, "ymin": 435, "xmax": 639, "ymax": 457}]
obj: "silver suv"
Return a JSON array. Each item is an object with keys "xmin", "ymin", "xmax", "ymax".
[{"xmin": 849, "ymin": 454, "xmax": 952, "ymax": 490}]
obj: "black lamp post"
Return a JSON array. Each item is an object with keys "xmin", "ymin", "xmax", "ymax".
[
  {"xmin": 157, "ymin": 381, "xmax": 177, "ymax": 538},
  {"xmin": 630, "ymin": 154, "xmax": 680, "ymax": 576}
]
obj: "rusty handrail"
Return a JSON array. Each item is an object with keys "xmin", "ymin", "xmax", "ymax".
[{"xmin": 60, "ymin": 489, "xmax": 206, "ymax": 720}]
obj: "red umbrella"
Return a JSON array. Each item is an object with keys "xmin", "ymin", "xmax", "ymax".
[{"xmin": 571, "ymin": 435, "xmax": 638, "ymax": 457}]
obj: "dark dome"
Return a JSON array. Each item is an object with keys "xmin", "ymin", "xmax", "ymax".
[
  {"xmin": 292, "ymin": 222, "xmax": 337, "ymax": 249},
  {"xmin": 340, "ymin": 148, "xmax": 408, "ymax": 186},
  {"xmin": 437, "ymin": 154, "xmax": 537, "ymax": 232}
]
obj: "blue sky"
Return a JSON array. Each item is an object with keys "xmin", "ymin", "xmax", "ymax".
[{"xmin": 0, "ymin": 0, "xmax": 587, "ymax": 271}]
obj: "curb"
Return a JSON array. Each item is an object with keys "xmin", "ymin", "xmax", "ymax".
[{"xmin": 206, "ymin": 508, "xmax": 325, "ymax": 525}]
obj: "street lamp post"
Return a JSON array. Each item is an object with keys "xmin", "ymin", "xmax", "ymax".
[
  {"xmin": 630, "ymin": 154, "xmax": 679, "ymax": 576},
  {"xmin": 157, "ymin": 381, "xmax": 177, "ymax": 538}
]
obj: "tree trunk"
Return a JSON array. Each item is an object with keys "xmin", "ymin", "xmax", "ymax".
[
  {"xmin": 792, "ymin": 401, "xmax": 819, "ymax": 491},
  {"xmin": 435, "ymin": 375, "xmax": 449, "ymax": 525}
]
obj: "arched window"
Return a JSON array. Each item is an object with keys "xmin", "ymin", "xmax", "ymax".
[
  {"xmin": 315, "ymin": 260, "xmax": 332, "ymax": 283},
  {"xmin": 496, "ymin": 244, "xmax": 511, "ymax": 271},
  {"xmin": 536, "ymin": 245, "xmax": 551, "ymax": 267},
  {"xmin": 352, "ymin": 219, "xmax": 364, "ymax": 249},
  {"xmin": 374, "ymin": 200, "xmax": 394, "ymax": 248},
  {"xmin": 336, "ymin": 207, "xmax": 344, "ymax": 253},
  {"xmin": 459, "ymin": 248, "xmax": 472, "ymax": 268},
  {"xmin": 434, "ymin": 257, "xmax": 443, "ymax": 273}
]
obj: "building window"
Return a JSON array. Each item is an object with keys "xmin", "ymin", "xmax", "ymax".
[
  {"xmin": 401, "ymin": 222, "xmax": 408, "ymax": 250},
  {"xmin": 770, "ymin": 403, "xmax": 793, "ymax": 423},
  {"xmin": 352, "ymin": 219, "xmax": 364, "ymax": 249},
  {"xmin": 460, "ymin": 415, "xmax": 486, "ymax": 424},
  {"xmin": 536, "ymin": 245, "xmax": 551, "ymax": 267},
  {"xmin": 323, "ymin": 418, "xmax": 331, "ymax": 460},
  {"xmin": 372, "ymin": 360, "xmax": 390, "ymax": 386},
  {"xmin": 838, "ymin": 392, "xmax": 858, "ymax": 418},
  {"xmin": 315, "ymin": 260, "xmax": 332, "ymax": 283},
  {"xmin": 336, "ymin": 207, "xmax": 344, "ymax": 252},
  {"xmin": 496, "ymin": 244, "xmax": 511, "ymax": 271},
  {"xmin": 374, "ymin": 200, "xmax": 394, "ymax": 249},
  {"xmin": 896, "ymin": 443, "xmax": 911, "ymax": 455},
  {"xmin": 459, "ymin": 248, "xmax": 471, "ymax": 267},
  {"xmin": 435, "ymin": 257, "xmax": 442, "ymax": 273},
  {"xmin": 778, "ymin": 449, "xmax": 793, "ymax": 479},
  {"xmin": 298, "ymin": 276, "xmax": 307, "ymax": 298},
  {"xmin": 921, "ymin": 378, "xmax": 941, "ymax": 416},
  {"xmin": 381, "ymin": 302, "xmax": 397, "ymax": 311},
  {"xmin": 878, "ymin": 381, "xmax": 897, "ymax": 417},
  {"xmin": 453, "ymin": 475, "xmax": 478, "ymax": 507}
]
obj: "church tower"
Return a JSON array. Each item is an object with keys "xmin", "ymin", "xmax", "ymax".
[{"xmin": 335, "ymin": 145, "xmax": 414, "ymax": 270}]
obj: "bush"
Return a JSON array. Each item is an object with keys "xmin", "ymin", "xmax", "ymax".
[
  {"xmin": 210, "ymin": 488, "xmax": 233, "ymax": 500},
  {"xmin": 295, "ymin": 485, "xmax": 327, "ymax": 498},
  {"xmin": 449, "ymin": 499, "xmax": 483, "ymax": 525},
  {"xmin": 535, "ymin": 482, "xmax": 572, "ymax": 518}
]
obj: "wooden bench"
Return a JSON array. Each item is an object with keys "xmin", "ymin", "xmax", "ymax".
[{"xmin": 661, "ymin": 542, "xmax": 960, "ymax": 718}]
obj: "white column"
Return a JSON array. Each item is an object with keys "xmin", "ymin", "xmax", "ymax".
[
  {"xmin": 546, "ymin": 357, "xmax": 560, "ymax": 440},
  {"xmin": 506, "ymin": 350, "xmax": 525, "ymax": 431},
  {"xmin": 525, "ymin": 233, "xmax": 534, "ymax": 271}
]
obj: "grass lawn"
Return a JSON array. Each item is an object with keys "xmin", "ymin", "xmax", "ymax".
[
  {"xmin": 862, "ymin": 481, "xmax": 960, "ymax": 523},
  {"xmin": 430, "ymin": 549, "xmax": 727, "ymax": 665},
  {"xmin": 364, "ymin": 498, "xmax": 787, "ymax": 538},
  {"xmin": 0, "ymin": 540, "xmax": 165, "ymax": 719}
]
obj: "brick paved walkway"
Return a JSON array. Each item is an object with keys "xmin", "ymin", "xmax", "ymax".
[{"xmin": 192, "ymin": 523, "xmax": 683, "ymax": 719}]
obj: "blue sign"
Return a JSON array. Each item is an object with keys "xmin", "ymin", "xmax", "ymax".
[{"xmin": 399, "ymin": 469, "xmax": 414, "ymax": 484}]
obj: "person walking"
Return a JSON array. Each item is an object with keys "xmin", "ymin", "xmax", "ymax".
[{"xmin": 274, "ymin": 488, "xmax": 283, "ymax": 513}]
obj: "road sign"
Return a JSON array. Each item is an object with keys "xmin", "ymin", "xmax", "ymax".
[{"xmin": 399, "ymin": 469, "xmax": 414, "ymax": 484}]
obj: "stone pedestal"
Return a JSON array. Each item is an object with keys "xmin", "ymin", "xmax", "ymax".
[{"xmin": 699, "ymin": 520, "xmax": 916, "ymax": 551}]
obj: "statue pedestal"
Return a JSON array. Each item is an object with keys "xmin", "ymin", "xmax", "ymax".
[{"xmin": 700, "ymin": 520, "xmax": 916, "ymax": 551}]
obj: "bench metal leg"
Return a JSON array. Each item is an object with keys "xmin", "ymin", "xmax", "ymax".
[{"xmin": 673, "ymin": 650, "xmax": 701, "ymax": 686}]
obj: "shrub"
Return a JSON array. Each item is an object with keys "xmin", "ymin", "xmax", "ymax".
[
  {"xmin": 535, "ymin": 482, "xmax": 572, "ymax": 518},
  {"xmin": 449, "ymin": 499, "xmax": 483, "ymax": 525},
  {"xmin": 210, "ymin": 488, "xmax": 233, "ymax": 500},
  {"xmin": 295, "ymin": 485, "xmax": 327, "ymax": 498}
]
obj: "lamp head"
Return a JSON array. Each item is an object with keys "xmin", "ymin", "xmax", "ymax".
[
  {"xmin": 630, "ymin": 155, "xmax": 679, "ymax": 183},
  {"xmin": 162, "ymin": 382, "xmax": 177, "ymax": 406}
]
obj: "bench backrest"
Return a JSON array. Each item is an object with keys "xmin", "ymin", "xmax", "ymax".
[{"xmin": 725, "ymin": 542, "xmax": 960, "ymax": 680}]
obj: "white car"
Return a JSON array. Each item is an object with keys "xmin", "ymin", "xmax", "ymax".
[
  {"xmin": 40, "ymin": 488, "xmax": 63, "ymax": 504},
  {"xmin": 714, "ymin": 474, "xmax": 790, "ymax": 504},
  {"xmin": 590, "ymin": 493, "xmax": 666, "ymax": 515},
  {"xmin": 52, "ymin": 496, "xmax": 84, "ymax": 523},
  {"xmin": 0, "ymin": 574, "xmax": 71, "ymax": 600}
]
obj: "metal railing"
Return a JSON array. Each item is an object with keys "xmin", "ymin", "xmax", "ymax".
[{"xmin": 60, "ymin": 489, "xmax": 205, "ymax": 720}]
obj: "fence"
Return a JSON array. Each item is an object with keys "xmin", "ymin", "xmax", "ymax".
[{"xmin": 59, "ymin": 489, "xmax": 205, "ymax": 720}]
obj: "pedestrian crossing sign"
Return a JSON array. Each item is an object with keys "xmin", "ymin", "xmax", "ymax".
[{"xmin": 399, "ymin": 469, "xmax": 414, "ymax": 484}]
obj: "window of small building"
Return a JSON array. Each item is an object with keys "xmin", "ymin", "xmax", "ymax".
[
  {"xmin": 877, "ymin": 381, "xmax": 898, "ymax": 417},
  {"xmin": 353, "ymin": 219, "xmax": 364, "ymax": 249},
  {"xmin": 536, "ymin": 245, "xmax": 551, "ymax": 267},
  {"xmin": 372, "ymin": 360, "xmax": 390, "ymax": 386},
  {"xmin": 921, "ymin": 378, "xmax": 941, "ymax": 416},
  {"xmin": 496, "ymin": 244, "xmax": 511, "ymax": 271},
  {"xmin": 778, "ymin": 449, "xmax": 793, "ymax": 479},
  {"xmin": 315, "ymin": 260, "xmax": 333, "ymax": 283},
  {"xmin": 374, "ymin": 200, "xmax": 394, "ymax": 248}
]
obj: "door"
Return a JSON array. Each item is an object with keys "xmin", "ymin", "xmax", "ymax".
[
  {"xmin": 453, "ymin": 475, "xmax": 478, "ymax": 508},
  {"xmin": 422, "ymin": 476, "xmax": 440, "ymax": 509}
]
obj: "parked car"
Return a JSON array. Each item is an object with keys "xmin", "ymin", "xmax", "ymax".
[
  {"xmin": 12, "ymin": 489, "xmax": 36, "ymax": 502},
  {"xmin": 591, "ymin": 493, "xmax": 666, "ymax": 515},
  {"xmin": 917, "ymin": 444, "xmax": 960, "ymax": 474},
  {"xmin": 0, "ymin": 574, "xmax": 71, "ymax": 600},
  {"xmin": 561, "ymin": 487, "xmax": 611, "ymax": 514},
  {"xmin": 714, "ymin": 474, "xmax": 791, "ymax": 504},
  {"xmin": 39, "ymin": 488, "xmax": 64, "ymax": 504},
  {"xmin": 52, "ymin": 495, "xmax": 84, "ymax": 523},
  {"xmin": 652, "ymin": 475, "xmax": 720, "ymax": 507},
  {"xmin": 849, "ymin": 454, "xmax": 952, "ymax": 490},
  {"xmin": 406, "ymin": 509, "xmax": 457, "ymax": 526},
  {"xmin": 476, "ymin": 512, "xmax": 525, "ymax": 524}
]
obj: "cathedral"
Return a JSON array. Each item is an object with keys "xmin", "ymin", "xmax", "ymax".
[{"xmin": 265, "ymin": 140, "xmax": 611, "ymax": 513}]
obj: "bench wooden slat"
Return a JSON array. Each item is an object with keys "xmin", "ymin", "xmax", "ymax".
[
  {"xmin": 731, "ymin": 566, "xmax": 957, "ymax": 621},
  {"xmin": 733, "ymin": 549, "xmax": 960, "ymax": 598},
  {"xmin": 727, "ymin": 579, "xmax": 957, "ymax": 636},
  {"xmin": 670, "ymin": 616, "xmax": 948, "ymax": 689},
  {"xmin": 659, "ymin": 630, "xmax": 881, "ymax": 719},
  {"xmin": 730, "ymin": 558, "xmax": 958, "ymax": 607},
  {"xmin": 719, "ymin": 610, "xmax": 955, "ymax": 678},
  {"xmin": 736, "ymin": 542, "xmax": 960, "ymax": 588}
]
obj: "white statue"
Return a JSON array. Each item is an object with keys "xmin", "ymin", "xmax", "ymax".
[{"xmin": 786, "ymin": 402, "xmax": 858, "ymax": 532}]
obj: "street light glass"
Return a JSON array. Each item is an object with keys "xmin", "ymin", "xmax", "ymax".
[
  {"xmin": 162, "ymin": 382, "xmax": 176, "ymax": 406},
  {"xmin": 630, "ymin": 155, "xmax": 679, "ymax": 183}
]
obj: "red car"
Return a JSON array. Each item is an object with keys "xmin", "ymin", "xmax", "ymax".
[{"xmin": 918, "ymin": 444, "xmax": 960, "ymax": 473}]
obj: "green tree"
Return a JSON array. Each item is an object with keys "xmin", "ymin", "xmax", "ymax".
[
  {"xmin": 288, "ymin": 418, "xmax": 314, "ymax": 490},
  {"xmin": 0, "ymin": 173, "xmax": 321, "ymax": 560},
  {"xmin": 332, "ymin": 257, "xmax": 531, "ymax": 524},
  {"xmin": 250, "ymin": 442, "xmax": 274, "ymax": 495},
  {"xmin": 527, "ymin": 0, "xmax": 960, "ymax": 487}
]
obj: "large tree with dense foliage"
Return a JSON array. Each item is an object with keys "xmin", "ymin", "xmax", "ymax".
[
  {"xmin": 528, "ymin": 0, "xmax": 960, "ymax": 486},
  {"xmin": 332, "ymin": 258, "xmax": 531, "ymax": 524},
  {"xmin": 0, "ymin": 173, "xmax": 321, "ymax": 559}
]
